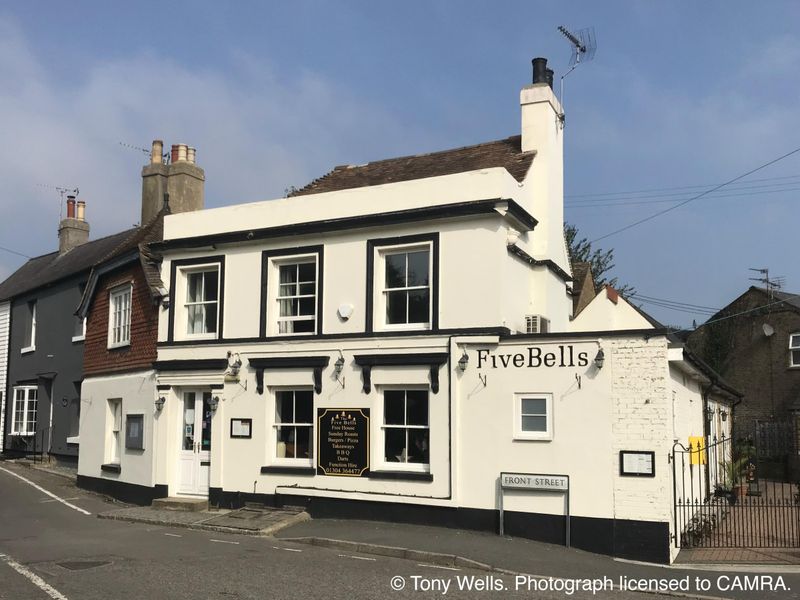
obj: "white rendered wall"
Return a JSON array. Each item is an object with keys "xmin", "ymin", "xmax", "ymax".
[
  {"xmin": 78, "ymin": 371, "xmax": 157, "ymax": 488},
  {"xmin": 569, "ymin": 291, "xmax": 654, "ymax": 332},
  {"xmin": 158, "ymin": 216, "xmax": 559, "ymax": 343},
  {"xmin": 0, "ymin": 301, "xmax": 8, "ymax": 452}
]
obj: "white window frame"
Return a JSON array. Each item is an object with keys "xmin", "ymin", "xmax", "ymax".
[
  {"xmin": 513, "ymin": 392, "xmax": 553, "ymax": 441},
  {"xmin": 790, "ymin": 333, "xmax": 800, "ymax": 368},
  {"xmin": 107, "ymin": 284, "xmax": 132, "ymax": 349},
  {"xmin": 11, "ymin": 385, "xmax": 37, "ymax": 435},
  {"xmin": 107, "ymin": 398, "xmax": 122, "ymax": 464},
  {"xmin": 375, "ymin": 242, "xmax": 433, "ymax": 331},
  {"xmin": 379, "ymin": 387, "xmax": 430, "ymax": 472},
  {"xmin": 271, "ymin": 388, "xmax": 314, "ymax": 467},
  {"xmin": 72, "ymin": 316, "xmax": 86, "ymax": 343},
  {"xmin": 181, "ymin": 265, "xmax": 221, "ymax": 340},
  {"xmin": 266, "ymin": 254, "xmax": 319, "ymax": 336},
  {"xmin": 21, "ymin": 301, "xmax": 36, "ymax": 353}
]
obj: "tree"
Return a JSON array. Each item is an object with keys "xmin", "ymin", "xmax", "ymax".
[{"xmin": 564, "ymin": 222, "xmax": 634, "ymax": 296}]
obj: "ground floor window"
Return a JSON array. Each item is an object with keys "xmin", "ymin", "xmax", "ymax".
[
  {"xmin": 11, "ymin": 386, "xmax": 37, "ymax": 435},
  {"xmin": 514, "ymin": 393, "xmax": 553, "ymax": 440},
  {"xmin": 274, "ymin": 390, "xmax": 313, "ymax": 463},
  {"xmin": 383, "ymin": 389, "xmax": 429, "ymax": 466}
]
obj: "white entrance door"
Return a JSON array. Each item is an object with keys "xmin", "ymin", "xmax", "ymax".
[{"xmin": 178, "ymin": 390, "xmax": 212, "ymax": 496}]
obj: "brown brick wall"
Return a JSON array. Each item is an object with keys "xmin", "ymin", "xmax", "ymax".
[
  {"xmin": 83, "ymin": 262, "xmax": 158, "ymax": 376},
  {"xmin": 687, "ymin": 290, "xmax": 800, "ymax": 437}
]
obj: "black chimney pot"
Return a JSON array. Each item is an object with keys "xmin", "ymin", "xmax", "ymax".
[
  {"xmin": 532, "ymin": 57, "xmax": 549, "ymax": 86},
  {"xmin": 545, "ymin": 68, "xmax": 554, "ymax": 89}
]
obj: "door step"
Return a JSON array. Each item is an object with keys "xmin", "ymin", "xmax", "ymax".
[{"xmin": 152, "ymin": 497, "xmax": 209, "ymax": 512}]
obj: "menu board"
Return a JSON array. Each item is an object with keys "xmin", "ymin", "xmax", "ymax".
[
  {"xmin": 619, "ymin": 451, "xmax": 655, "ymax": 477},
  {"xmin": 317, "ymin": 409, "xmax": 370, "ymax": 477}
]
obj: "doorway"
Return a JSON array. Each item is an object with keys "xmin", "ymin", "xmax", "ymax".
[{"xmin": 177, "ymin": 390, "xmax": 212, "ymax": 496}]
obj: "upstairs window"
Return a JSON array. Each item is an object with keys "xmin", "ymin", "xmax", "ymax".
[
  {"xmin": 513, "ymin": 393, "xmax": 553, "ymax": 441},
  {"xmin": 261, "ymin": 247, "xmax": 323, "ymax": 338},
  {"xmin": 73, "ymin": 283, "xmax": 86, "ymax": 342},
  {"xmin": 277, "ymin": 260, "xmax": 317, "ymax": 334},
  {"xmin": 108, "ymin": 285, "xmax": 132, "ymax": 348},
  {"xmin": 11, "ymin": 386, "xmax": 37, "ymax": 435},
  {"xmin": 791, "ymin": 333, "xmax": 800, "ymax": 368},
  {"xmin": 367, "ymin": 234, "xmax": 438, "ymax": 333},
  {"xmin": 185, "ymin": 268, "xmax": 219, "ymax": 336},
  {"xmin": 21, "ymin": 301, "xmax": 36, "ymax": 353}
]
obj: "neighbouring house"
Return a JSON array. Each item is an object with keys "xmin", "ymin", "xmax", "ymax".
[
  {"xmin": 76, "ymin": 58, "xmax": 737, "ymax": 564},
  {"xmin": 687, "ymin": 286, "xmax": 800, "ymax": 475},
  {"xmin": 75, "ymin": 141, "xmax": 204, "ymax": 500},
  {"xmin": 0, "ymin": 199, "xmax": 134, "ymax": 463}
]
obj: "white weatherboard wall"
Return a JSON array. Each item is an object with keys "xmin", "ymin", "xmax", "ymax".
[
  {"xmin": 0, "ymin": 301, "xmax": 9, "ymax": 452},
  {"xmin": 78, "ymin": 371, "xmax": 157, "ymax": 487}
]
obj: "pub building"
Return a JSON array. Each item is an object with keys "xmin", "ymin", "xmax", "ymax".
[{"xmin": 76, "ymin": 59, "xmax": 736, "ymax": 564}]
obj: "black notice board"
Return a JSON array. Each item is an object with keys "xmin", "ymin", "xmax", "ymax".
[{"xmin": 317, "ymin": 408, "xmax": 370, "ymax": 477}]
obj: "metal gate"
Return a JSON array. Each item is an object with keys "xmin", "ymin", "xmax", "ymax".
[{"xmin": 672, "ymin": 432, "xmax": 800, "ymax": 549}]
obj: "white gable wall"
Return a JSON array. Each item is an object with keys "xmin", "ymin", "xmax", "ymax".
[{"xmin": 0, "ymin": 301, "xmax": 8, "ymax": 452}]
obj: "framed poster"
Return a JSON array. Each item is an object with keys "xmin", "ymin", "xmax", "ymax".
[
  {"xmin": 125, "ymin": 414, "xmax": 145, "ymax": 450},
  {"xmin": 619, "ymin": 451, "xmax": 655, "ymax": 477},
  {"xmin": 230, "ymin": 418, "xmax": 252, "ymax": 439}
]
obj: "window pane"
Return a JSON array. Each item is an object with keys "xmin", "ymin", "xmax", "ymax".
[
  {"xmin": 521, "ymin": 398, "xmax": 546, "ymax": 415},
  {"xmin": 384, "ymin": 428, "xmax": 406, "ymax": 462},
  {"xmin": 522, "ymin": 415, "xmax": 547, "ymax": 432},
  {"xmin": 298, "ymin": 262, "xmax": 315, "ymax": 281},
  {"xmin": 298, "ymin": 297, "xmax": 315, "ymax": 316},
  {"xmin": 187, "ymin": 273, "xmax": 202, "ymax": 302},
  {"xmin": 793, "ymin": 349, "xmax": 800, "ymax": 366},
  {"xmin": 277, "ymin": 426, "xmax": 296, "ymax": 457},
  {"xmin": 291, "ymin": 320, "xmax": 315, "ymax": 333},
  {"xmin": 406, "ymin": 391, "xmax": 428, "ymax": 426},
  {"xmin": 406, "ymin": 250, "xmax": 429, "ymax": 287},
  {"xmin": 384, "ymin": 391, "xmax": 405, "ymax": 425},
  {"xmin": 295, "ymin": 426, "xmax": 311, "ymax": 459},
  {"xmin": 385, "ymin": 254, "xmax": 406, "ymax": 289},
  {"xmin": 279, "ymin": 298, "xmax": 297, "ymax": 318},
  {"xmin": 386, "ymin": 290, "xmax": 407, "ymax": 324},
  {"xmin": 407, "ymin": 429, "xmax": 429, "ymax": 463},
  {"xmin": 279, "ymin": 264, "xmax": 297, "ymax": 284},
  {"xmin": 204, "ymin": 304, "xmax": 217, "ymax": 334},
  {"xmin": 187, "ymin": 305, "xmax": 203, "ymax": 334},
  {"xmin": 299, "ymin": 282, "xmax": 315, "ymax": 295},
  {"xmin": 276, "ymin": 392, "xmax": 294, "ymax": 423},
  {"xmin": 203, "ymin": 271, "xmax": 218, "ymax": 302},
  {"xmin": 295, "ymin": 391, "xmax": 313, "ymax": 423},
  {"xmin": 791, "ymin": 334, "xmax": 800, "ymax": 349},
  {"xmin": 407, "ymin": 290, "xmax": 429, "ymax": 323}
]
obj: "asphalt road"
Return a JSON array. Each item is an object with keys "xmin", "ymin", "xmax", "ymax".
[{"xmin": 0, "ymin": 462, "xmax": 764, "ymax": 599}]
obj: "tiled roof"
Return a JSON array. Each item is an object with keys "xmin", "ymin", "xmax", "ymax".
[
  {"xmin": 289, "ymin": 135, "xmax": 535, "ymax": 197},
  {"xmin": 0, "ymin": 228, "xmax": 135, "ymax": 302}
]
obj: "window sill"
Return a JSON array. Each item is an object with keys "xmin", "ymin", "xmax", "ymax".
[
  {"xmin": 71, "ymin": 335, "xmax": 85, "ymax": 343},
  {"xmin": 101, "ymin": 463, "xmax": 121, "ymax": 473},
  {"xmin": 513, "ymin": 435, "xmax": 553, "ymax": 442},
  {"xmin": 107, "ymin": 342, "xmax": 130, "ymax": 350},
  {"xmin": 261, "ymin": 465, "xmax": 316, "ymax": 476},
  {"xmin": 20, "ymin": 346, "xmax": 35, "ymax": 354},
  {"xmin": 369, "ymin": 470, "xmax": 433, "ymax": 482},
  {"xmin": 9, "ymin": 432, "xmax": 34, "ymax": 437},
  {"xmin": 66, "ymin": 436, "xmax": 80, "ymax": 445}
]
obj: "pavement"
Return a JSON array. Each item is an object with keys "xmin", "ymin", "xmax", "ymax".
[{"xmin": 4, "ymin": 459, "xmax": 800, "ymax": 599}]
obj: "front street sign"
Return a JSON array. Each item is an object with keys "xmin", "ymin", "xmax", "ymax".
[{"xmin": 499, "ymin": 472, "xmax": 570, "ymax": 547}]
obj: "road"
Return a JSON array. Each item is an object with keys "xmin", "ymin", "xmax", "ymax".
[{"xmin": 0, "ymin": 462, "xmax": 740, "ymax": 599}]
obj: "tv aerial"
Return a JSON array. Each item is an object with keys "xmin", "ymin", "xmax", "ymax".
[
  {"xmin": 37, "ymin": 183, "xmax": 79, "ymax": 220},
  {"xmin": 556, "ymin": 25, "xmax": 597, "ymax": 126}
]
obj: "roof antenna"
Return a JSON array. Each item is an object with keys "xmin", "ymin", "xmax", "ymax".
[
  {"xmin": 38, "ymin": 183, "xmax": 79, "ymax": 221},
  {"xmin": 749, "ymin": 267, "xmax": 784, "ymax": 300},
  {"xmin": 556, "ymin": 25, "xmax": 597, "ymax": 127}
]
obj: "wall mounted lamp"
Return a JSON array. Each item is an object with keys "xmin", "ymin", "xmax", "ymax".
[
  {"xmin": 593, "ymin": 348, "xmax": 605, "ymax": 370},
  {"xmin": 705, "ymin": 406, "xmax": 715, "ymax": 422},
  {"xmin": 720, "ymin": 410, "xmax": 728, "ymax": 422},
  {"xmin": 155, "ymin": 396, "xmax": 166, "ymax": 411},
  {"xmin": 209, "ymin": 396, "xmax": 220, "ymax": 412},
  {"xmin": 334, "ymin": 352, "xmax": 346, "ymax": 388},
  {"xmin": 458, "ymin": 351, "xmax": 469, "ymax": 372}
]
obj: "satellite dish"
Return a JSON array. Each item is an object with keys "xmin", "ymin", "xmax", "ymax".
[{"xmin": 763, "ymin": 323, "xmax": 775, "ymax": 337}]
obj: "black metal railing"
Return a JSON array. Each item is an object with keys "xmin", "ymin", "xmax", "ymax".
[{"xmin": 673, "ymin": 434, "xmax": 800, "ymax": 549}]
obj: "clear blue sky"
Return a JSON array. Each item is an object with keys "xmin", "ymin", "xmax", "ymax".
[{"xmin": 1, "ymin": 1, "xmax": 798, "ymax": 326}]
